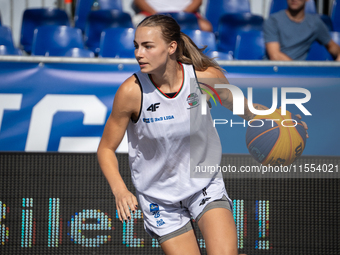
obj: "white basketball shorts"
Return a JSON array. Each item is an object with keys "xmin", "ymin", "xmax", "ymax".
[{"xmin": 136, "ymin": 177, "xmax": 233, "ymax": 243}]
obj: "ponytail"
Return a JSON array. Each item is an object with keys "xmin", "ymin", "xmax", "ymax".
[
  {"xmin": 138, "ymin": 14, "xmax": 225, "ymax": 72},
  {"xmin": 178, "ymin": 32, "xmax": 224, "ymax": 72}
]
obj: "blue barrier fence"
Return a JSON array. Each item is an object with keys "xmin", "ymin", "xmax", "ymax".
[{"xmin": 0, "ymin": 58, "xmax": 339, "ymax": 156}]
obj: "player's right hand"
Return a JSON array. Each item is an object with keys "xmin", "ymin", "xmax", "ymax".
[{"xmin": 114, "ymin": 189, "xmax": 138, "ymax": 223}]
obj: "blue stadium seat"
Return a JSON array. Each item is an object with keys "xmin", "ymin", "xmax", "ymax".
[
  {"xmin": 331, "ymin": 0, "xmax": 340, "ymax": 32},
  {"xmin": 159, "ymin": 12, "xmax": 199, "ymax": 30},
  {"xmin": 305, "ymin": 0, "xmax": 317, "ymax": 13},
  {"xmin": 99, "ymin": 27, "xmax": 135, "ymax": 58},
  {"xmin": 74, "ymin": 0, "xmax": 123, "ymax": 33},
  {"xmin": 216, "ymin": 13, "xmax": 263, "ymax": 54},
  {"xmin": 64, "ymin": 48, "xmax": 95, "ymax": 58},
  {"xmin": 320, "ymin": 14, "xmax": 334, "ymax": 31},
  {"xmin": 74, "ymin": 0, "xmax": 93, "ymax": 33},
  {"xmin": 181, "ymin": 29, "xmax": 217, "ymax": 52},
  {"xmin": 97, "ymin": 0, "xmax": 122, "ymax": 10},
  {"xmin": 84, "ymin": 10, "xmax": 133, "ymax": 54},
  {"xmin": 20, "ymin": 8, "xmax": 70, "ymax": 54},
  {"xmin": 0, "ymin": 45, "xmax": 22, "ymax": 55},
  {"xmin": 306, "ymin": 32, "xmax": 340, "ymax": 60},
  {"xmin": 234, "ymin": 30, "xmax": 265, "ymax": 60},
  {"xmin": 270, "ymin": 0, "xmax": 316, "ymax": 14},
  {"xmin": 270, "ymin": 0, "xmax": 286, "ymax": 14},
  {"xmin": 0, "ymin": 26, "xmax": 15, "ymax": 48},
  {"xmin": 31, "ymin": 25, "xmax": 84, "ymax": 56},
  {"xmin": 306, "ymin": 41, "xmax": 333, "ymax": 60},
  {"xmin": 206, "ymin": 50, "xmax": 233, "ymax": 60},
  {"xmin": 329, "ymin": 31, "xmax": 340, "ymax": 54},
  {"xmin": 206, "ymin": 0, "xmax": 251, "ymax": 32},
  {"xmin": 331, "ymin": 31, "xmax": 340, "ymax": 45}
]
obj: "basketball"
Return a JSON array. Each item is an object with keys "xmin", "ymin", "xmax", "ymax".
[{"xmin": 246, "ymin": 109, "xmax": 307, "ymax": 166}]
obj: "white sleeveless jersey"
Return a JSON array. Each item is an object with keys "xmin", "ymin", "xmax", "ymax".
[{"xmin": 127, "ymin": 63, "xmax": 222, "ymax": 204}]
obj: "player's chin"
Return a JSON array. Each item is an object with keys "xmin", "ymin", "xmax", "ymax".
[
  {"xmin": 139, "ymin": 68, "xmax": 149, "ymax": 73},
  {"xmin": 139, "ymin": 65, "xmax": 150, "ymax": 73},
  {"xmin": 139, "ymin": 65, "xmax": 155, "ymax": 74}
]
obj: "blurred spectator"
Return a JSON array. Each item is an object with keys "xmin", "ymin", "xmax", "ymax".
[
  {"xmin": 132, "ymin": 0, "xmax": 212, "ymax": 31},
  {"xmin": 264, "ymin": 0, "xmax": 340, "ymax": 61}
]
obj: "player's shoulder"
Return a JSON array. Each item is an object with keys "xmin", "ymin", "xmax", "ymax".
[
  {"xmin": 117, "ymin": 75, "xmax": 141, "ymax": 98},
  {"xmin": 195, "ymin": 66, "xmax": 225, "ymax": 79},
  {"xmin": 114, "ymin": 74, "xmax": 142, "ymax": 107}
]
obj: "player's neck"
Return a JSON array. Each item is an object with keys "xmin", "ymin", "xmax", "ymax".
[
  {"xmin": 150, "ymin": 61, "xmax": 183, "ymax": 93},
  {"xmin": 285, "ymin": 8, "xmax": 305, "ymax": 23}
]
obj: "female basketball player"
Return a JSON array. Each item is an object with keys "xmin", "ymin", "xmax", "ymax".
[{"xmin": 97, "ymin": 15, "xmax": 307, "ymax": 255}]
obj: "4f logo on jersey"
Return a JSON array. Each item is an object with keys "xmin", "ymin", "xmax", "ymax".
[{"xmin": 147, "ymin": 103, "xmax": 160, "ymax": 112}]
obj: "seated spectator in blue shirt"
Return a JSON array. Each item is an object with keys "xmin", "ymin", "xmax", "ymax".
[{"xmin": 263, "ymin": 0, "xmax": 340, "ymax": 61}]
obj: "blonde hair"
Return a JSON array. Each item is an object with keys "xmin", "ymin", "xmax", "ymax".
[{"xmin": 137, "ymin": 14, "xmax": 224, "ymax": 72}]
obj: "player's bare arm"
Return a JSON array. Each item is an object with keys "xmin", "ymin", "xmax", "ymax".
[
  {"xmin": 97, "ymin": 75, "xmax": 140, "ymax": 223},
  {"xmin": 196, "ymin": 67, "xmax": 268, "ymax": 121}
]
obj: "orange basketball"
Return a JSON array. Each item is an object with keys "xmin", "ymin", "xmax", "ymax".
[{"xmin": 246, "ymin": 109, "xmax": 307, "ymax": 166}]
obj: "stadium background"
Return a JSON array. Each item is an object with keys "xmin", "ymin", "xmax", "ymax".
[{"xmin": 0, "ymin": 0, "xmax": 339, "ymax": 254}]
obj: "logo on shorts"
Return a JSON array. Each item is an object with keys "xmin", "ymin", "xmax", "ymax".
[
  {"xmin": 150, "ymin": 203, "xmax": 159, "ymax": 212},
  {"xmin": 156, "ymin": 219, "xmax": 165, "ymax": 227},
  {"xmin": 199, "ymin": 197, "xmax": 211, "ymax": 206},
  {"xmin": 150, "ymin": 203, "xmax": 160, "ymax": 218}
]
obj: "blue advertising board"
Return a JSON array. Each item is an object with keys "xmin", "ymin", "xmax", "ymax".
[{"xmin": 0, "ymin": 60, "xmax": 339, "ymax": 155}]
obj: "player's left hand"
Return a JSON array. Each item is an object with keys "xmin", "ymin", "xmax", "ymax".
[{"xmin": 296, "ymin": 114, "xmax": 309, "ymax": 139}]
